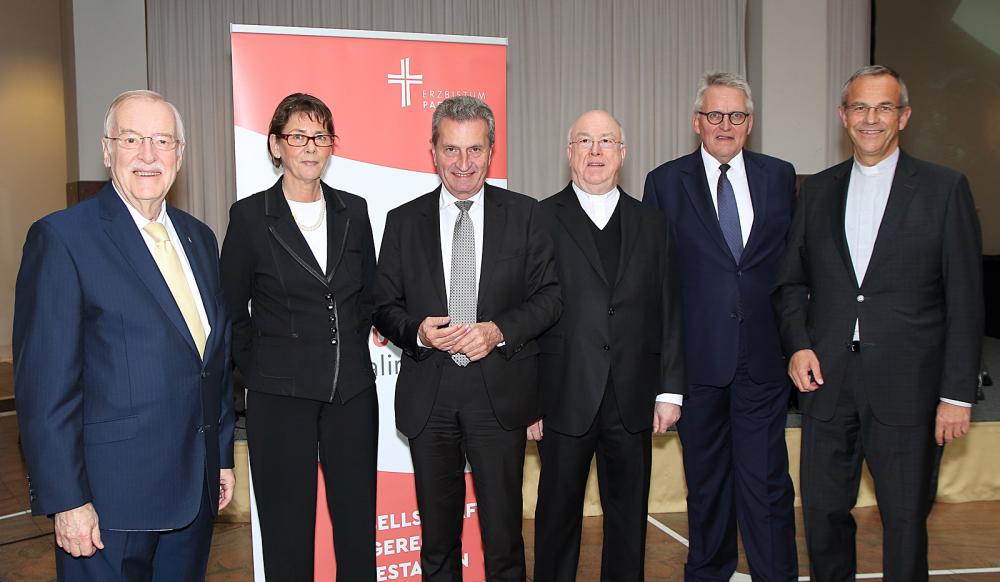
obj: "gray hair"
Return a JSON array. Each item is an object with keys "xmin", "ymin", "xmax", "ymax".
[
  {"xmin": 103, "ymin": 89, "xmax": 186, "ymax": 144},
  {"xmin": 431, "ymin": 96, "xmax": 495, "ymax": 146},
  {"xmin": 694, "ymin": 72, "xmax": 754, "ymax": 115},
  {"xmin": 840, "ymin": 65, "xmax": 909, "ymax": 107}
]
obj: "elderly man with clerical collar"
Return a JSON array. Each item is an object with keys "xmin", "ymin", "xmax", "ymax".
[{"xmin": 531, "ymin": 109, "xmax": 686, "ymax": 580}]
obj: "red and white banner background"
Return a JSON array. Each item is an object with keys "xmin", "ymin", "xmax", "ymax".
[{"xmin": 230, "ymin": 24, "xmax": 508, "ymax": 581}]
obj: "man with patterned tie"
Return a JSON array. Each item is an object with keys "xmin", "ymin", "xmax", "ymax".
[
  {"xmin": 13, "ymin": 90, "xmax": 234, "ymax": 581},
  {"xmin": 374, "ymin": 96, "xmax": 561, "ymax": 581},
  {"xmin": 643, "ymin": 72, "xmax": 798, "ymax": 581}
]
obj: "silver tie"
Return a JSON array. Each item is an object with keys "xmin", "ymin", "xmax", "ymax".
[{"xmin": 449, "ymin": 200, "xmax": 476, "ymax": 366}]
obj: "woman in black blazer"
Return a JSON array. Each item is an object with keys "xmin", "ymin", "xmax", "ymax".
[{"xmin": 220, "ymin": 93, "xmax": 377, "ymax": 580}]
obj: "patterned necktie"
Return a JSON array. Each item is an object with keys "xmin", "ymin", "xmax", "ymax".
[
  {"xmin": 143, "ymin": 222, "xmax": 207, "ymax": 358},
  {"xmin": 717, "ymin": 163, "xmax": 744, "ymax": 263},
  {"xmin": 449, "ymin": 200, "xmax": 476, "ymax": 366}
]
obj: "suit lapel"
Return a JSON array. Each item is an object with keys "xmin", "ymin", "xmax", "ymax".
[
  {"xmin": 477, "ymin": 184, "xmax": 506, "ymax": 304},
  {"xmin": 552, "ymin": 185, "xmax": 609, "ymax": 286},
  {"xmin": 169, "ymin": 208, "xmax": 220, "ymax": 361},
  {"xmin": 864, "ymin": 152, "xmax": 918, "ymax": 284},
  {"xmin": 829, "ymin": 161, "xmax": 859, "ymax": 287},
  {"xmin": 681, "ymin": 152, "xmax": 734, "ymax": 262},
  {"xmin": 615, "ymin": 189, "xmax": 641, "ymax": 288},
  {"xmin": 264, "ymin": 180, "xmax": 327, "ymax": 286},
  {"xmin": 98, "ymin": 185, "xmax": 201, "ymax": 358},
  {"xmin": 323, "ymin": 185, "xmax": 350, "ymax": 284},
  {"xmin": 742, "ymin": 151, "xmax": 770, "ymax": 264},
  {"xmin": 419, "ymin": 187, "xmax": 448, "ymax": 312}
]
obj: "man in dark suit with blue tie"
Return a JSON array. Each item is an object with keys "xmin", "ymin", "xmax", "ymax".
[
  {"xmin": 644, "ymin": 72, "xmax": 798, "ymax": 581},
  {"xmin": 13, "ymin": 90, "xmax": 234, "ymax": 581}
]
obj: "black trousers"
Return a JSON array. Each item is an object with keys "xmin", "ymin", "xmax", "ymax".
[
  {"xmin": 409, "ymin": 363, "xmax": 527, "ymax": 582},
  {"xmin": 801, "ymin": 353, "xmax": 937, "ymax": 582},
  {"xmin": 534, "ymin": 384, "xmax": 652, "ymax": 582},
  {"xmin": 246, "ymin": 388, "xmax": 378, "ymax": 582}
]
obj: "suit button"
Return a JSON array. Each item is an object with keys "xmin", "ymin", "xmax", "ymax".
[
  {"xmin": 857, "ymin": 294, "xmax": 865, "ymax": 302},
  {"xmin": 603, "ymin": 344, "xmax": 610, "ymax": 351},
  {"xmin": 330, "ymin": 339, "xmax": 338, "ymax": 345},
  {"xmin": 737, "ymin": 270, "xmax": 742, "ymax": 276},
  {"xmin": 327, "ymin": 304, "xmax": 334, "ymax": 311},
  {"xmin": 325, "ymin": 293, "xmax": 332, "ymax": 300},
  {"xmin": 330, "ymin": 327, "xmax": 337, "ymax": 335},
  {"xmin": 200, "ymin": 371, "xmax": 208, "ymax": 379},
  {"xmin": 608, "ymin": 307, "xmax": 615, "ymax": 316}
]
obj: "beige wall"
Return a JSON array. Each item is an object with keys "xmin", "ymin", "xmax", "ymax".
[
  {"xmin": 0, "ymin": 0, "xmax": 68, "ymax": 360},
  {"xmin": 754, "ymin": 0, "xmax": 830, "ymax": 175}
]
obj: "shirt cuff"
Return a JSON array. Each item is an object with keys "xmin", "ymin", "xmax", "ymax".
[
  {"xmin": 655, "ymin": 393, "xmax": 683, "ymax": 406},
  {"xmin": 940, "ymin": 397, "xmax": 972, "ymax": 408},
  {"xmin": 416, "ymin": 333, "xmax": 427, "ymax": 349}
]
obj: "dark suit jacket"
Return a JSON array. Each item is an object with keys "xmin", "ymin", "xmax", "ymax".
[
  {"xmin": 772, "ymin": 151, "xmax": 983, "ymax": 425},
  {"xmin": 644, "ymin": 149, "xmax": 796, "ymax": 386},
  {"xmin": 537, "ymin": 185, "xmax": 685, "ymax": 436},
  {"xmin": 13, "ymin": 182, "xmax": 234, "ymax": 530},
  {"xmin": 373, "ymin": 184, "xmax": 561, "ymax": 437},
  {"xmin": 220, "ymin": 179, "xmax": 377, "ymax": 404}
]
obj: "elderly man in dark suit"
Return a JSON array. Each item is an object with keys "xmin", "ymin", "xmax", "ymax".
[
  {"xmin": 530, "ymin": 110, "xmax": 686, "ymax": 581},
  {"xmin": 644, "ymin": 72, "xmax": 798, "ymax": 581},
  {"xmin": 14, "ymin": 90, "xmax": 233, "ymax": 581},
  {"xmin": 373, "ymin": 96, "xmax": 561, "ymax": 581},
  {"xmin": 773, "ymin": 65, "xmax": 982, "ymax": 581}
]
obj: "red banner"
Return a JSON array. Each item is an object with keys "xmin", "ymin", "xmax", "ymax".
[{"xmin": 232, "ymin": 25, "xmax": 507, "ymax": 581}]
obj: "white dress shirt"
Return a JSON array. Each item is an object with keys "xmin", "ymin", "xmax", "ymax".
[
  {"xmin": 118, "ymin": 189, "xmax": 211, "ymax": 338},
  {"xmin": 439, "ymin": 186, "xmax": 485, "ymax": 298},
  {"xmin": 416, "ymin": 185, "xmax": 486, "ymax": 348},
  {"xmin": 701, "ymin": 146, "xmax": 754, "ymax": 246},
  {"xmin": 844, "ymin": 148, "xmax": 968, "ymax": 407},
  {"xmin": 570, "ymin": 182, "xmax": 683, "ymax": 408}
]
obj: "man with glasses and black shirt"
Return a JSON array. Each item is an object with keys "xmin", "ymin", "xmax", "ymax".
[
  {"xmin": 644, "ymin": 72, "xmax": 798, "ymax": 581},
  {"xmin": 530, "ymin": 110, "xmax": 686, "ymax": 580},
  {"xmin": 773, "ymin": 65, "xmax": 982, "ymax": 581}
]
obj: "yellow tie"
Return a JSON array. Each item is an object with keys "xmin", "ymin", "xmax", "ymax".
[{"xmin": 143, "ymin": 222, "xmax": 207, "ymax": 358}]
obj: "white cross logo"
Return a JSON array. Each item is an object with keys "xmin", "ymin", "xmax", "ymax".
[{"xmin": 387, "ymin": 57, "xmax": 423, "ymax": 108}]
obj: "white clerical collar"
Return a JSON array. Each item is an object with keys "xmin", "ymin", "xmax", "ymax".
[
  {"xmin": 853, "ymin": 147, "xmax": 900, "ymax": 177},
  {"xmin": 571, "ymin": 182, "xmax": 619, "ymax": 200},
  {"xmin": 700, "ymin": 146, "xmax": 745, "ymax": 174}
]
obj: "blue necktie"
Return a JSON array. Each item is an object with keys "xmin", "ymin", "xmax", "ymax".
[{"xmin": 717, "ymin": 163, "xmax": 743, "ymax": 263}]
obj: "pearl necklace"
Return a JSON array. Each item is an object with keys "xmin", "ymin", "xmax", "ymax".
[{"xmin": 291, "ymin": 198, "xmax": 326, "ymax": 232}]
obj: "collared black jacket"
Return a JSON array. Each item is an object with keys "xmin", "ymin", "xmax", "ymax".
[{"xmin": 221, "ymin": 178, "xmax": 377, "ymax": 403}]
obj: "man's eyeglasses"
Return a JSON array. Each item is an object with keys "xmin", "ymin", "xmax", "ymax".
[
  {"xmin": 569, "ymin": 137, "xmax": 624, "ymax": 150},
  {"xmin": 697, "ymin": 111, "xmax": 750, "ymax": 126},
  {"xmin": 277, "ymin": 133, "xmax": 336, "ymax": 148},
  {"xmin": 843, "ymin": 103, "xmax": 905, "ymax": 117},
  {"xmin": 105, "ymin": 133, "xmax": 183, "ymax": 151}
]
